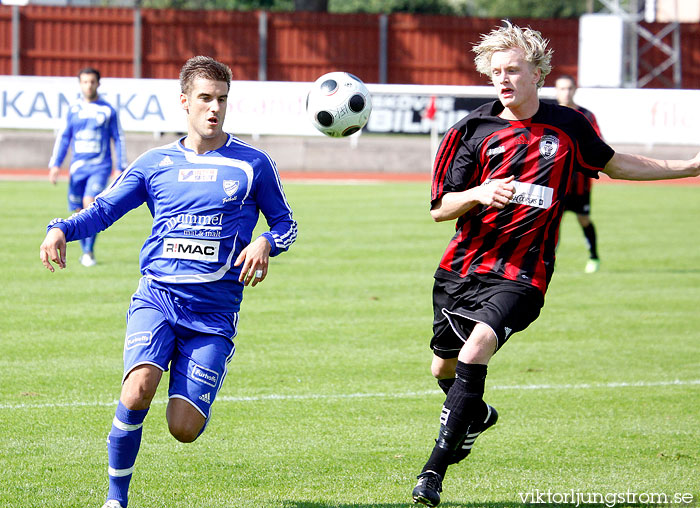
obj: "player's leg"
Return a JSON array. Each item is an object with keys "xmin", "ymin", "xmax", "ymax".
[
  {"xmin": 66, "ymin": 174, "xmax": 91, "ymax": 261},
  {"xmin": 105, "ymin": 284, "xmax": 177, "ymax": 508},
  {"xmin": 413, "ymin": 278, "xmax": 543, "ymax": 506},
  {"xmin": 577, "ymin": 212, "xmax": 600, "ymax": 272},
  {"xmin": 166, "ymin": 310, "xmax": 237, "ymax": 443},
  {"xmin": 80, "ymin": 172, "xmax": 109, "ymax": 265}
]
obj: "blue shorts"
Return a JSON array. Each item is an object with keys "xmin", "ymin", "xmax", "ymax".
[
  {"xmin": 68, "ymin": 171, "xmax": 110, "ymax": 210},
  {"xmin": 123, "ymin": 278, "xmax": 238, "ymax": 419}
]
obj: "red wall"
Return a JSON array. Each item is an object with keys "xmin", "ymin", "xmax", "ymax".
[{"xmin": 0, "ymin": 5, "xmax": 697, "ymax": 88}]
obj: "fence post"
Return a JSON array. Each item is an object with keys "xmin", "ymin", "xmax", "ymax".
[
  {"xmin": 258, "ymin": 10, "xmax": 267, "ymax": 81},
  {"xmin": 378, "ymin": 13, "xmax": 388, "ymax": 84},
  {"xmin": 11, "ymin": 5, "xmax": 20, "ymax": 75},
  {"xmin": 133, "ymin": 7, "xmax": 142, "ymax": 78}
]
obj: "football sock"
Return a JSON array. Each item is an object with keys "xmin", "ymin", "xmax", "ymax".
[
  {"xmin": 582, "ymin": 223, "xmax": 598, "ymax": 259},
  {"xmin": 107, "ymin": 402, "xmax": 149, "ymax": 508},
  {"xmin": 437, "ymin": 377, "xmax": 455, "ymax": 395},
  {"xmin": 421, "ymin": 362, "xmax": 487, "ymax": 478},
  {"xmin": 83, "ymin": 234, "xmax": 96, "ymax": 255}
]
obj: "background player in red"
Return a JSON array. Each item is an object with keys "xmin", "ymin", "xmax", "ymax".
[
  {"xmin": 555, "ymin": 74, "xmax": 603, "ymax": 273},
  {"xmin": 412, "ymin": 20, "xmax": 700, "ymax": 507}
]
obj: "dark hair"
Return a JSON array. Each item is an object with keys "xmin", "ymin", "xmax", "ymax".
[
  {"xmin": 78, "ymin": 67, "xmax": 101, "ymax": 81},
  {"xmin": 78, "ymin": 67, "xmax": 101, "ymax": 82},
  {"xmin": 556, "ymin": 74, "xmax": 577, "ymax": 86},
  {"xmin": 179, "ymin": 56, "xmax": 232, "ymax": 95}
]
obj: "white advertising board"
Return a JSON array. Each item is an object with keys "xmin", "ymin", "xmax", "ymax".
[{"xmin": 1, "ymin": 75, "xmax": 699, "ymax": 146}]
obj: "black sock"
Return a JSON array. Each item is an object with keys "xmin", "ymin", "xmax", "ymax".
[
  {"xmin": 421, "ymin": 362, "xmax": 488, "ymax": 478},
  {"xmin": 437, "ymin": 377, "xmax": 455, "ymax": 395},
  {"xmin": 582, "ymin": 223, "xmax": 598, "ymax": 259}
]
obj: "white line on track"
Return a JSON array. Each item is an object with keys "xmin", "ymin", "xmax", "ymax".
[{"xmin": 1, "ymin": 379, "xmax": 698, "ymax": 411}]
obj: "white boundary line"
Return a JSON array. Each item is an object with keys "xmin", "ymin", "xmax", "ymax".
[{"xmin": 1, "ymin": 379, "xmax": 698, "ymax": 411}]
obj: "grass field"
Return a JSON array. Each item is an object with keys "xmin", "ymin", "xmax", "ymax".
[{"xmin": 1, "ymin": 178, "xmax": 698, "ymax": 508}]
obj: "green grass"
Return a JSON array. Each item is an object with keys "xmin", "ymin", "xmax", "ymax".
[{"xmin": 1, "ymin": 179, "xmax": 699, "ymax": 508}]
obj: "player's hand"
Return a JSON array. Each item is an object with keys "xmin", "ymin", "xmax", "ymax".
[
  {"xmin": 478, "ymin": 175, "xmax": 515, "ymax": 208},
  {"xmin": 40, "ymin": 227, "xmax": 67, "ymax": 272},
  {"xmin": 48, "ymin": 167, "xmax": 60, "ymax": 185},
  {"xmin": 234, "ymin": 236, "xmax": 271, "ymax": 287}
]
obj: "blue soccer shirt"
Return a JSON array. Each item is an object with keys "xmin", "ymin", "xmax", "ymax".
[
  {"xmin": 49, "ymin": 96, "xmax": 127, "ymax": 176},
  {"xmin": 48, "ymin": 134, "xmax": 297, "ymax": 312}
]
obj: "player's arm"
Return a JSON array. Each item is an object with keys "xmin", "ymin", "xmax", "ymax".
[
  {"xmin": 603, "ymin": 151, "xmax": 700, "ymax": 181},
  {"xmin": 110, "ymin": 107, "xmax": 128, "ymax": 174},
  {"xmin": 235, "ymin": 159, "xmax": 297, "ymax": 286},
  {"xmin": 48, "ymin": 114, "xmax": 73, "ymax": 185},
  {"xmin": 430, "ymin": 176, "xmax": 515, "ymax": 222}
]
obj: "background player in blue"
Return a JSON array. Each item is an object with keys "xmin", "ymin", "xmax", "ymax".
[
  {"xmin": 413, "ymin": 21, "xmax": 700, "ymax": 507},
  {"xmin": 555, "ymin": 74, "xmax": 604, "ymax": 273},
  {"xmin": 40, "ymin": 56, "xmax": 297, "ymax": 508},
  {"xmin": 49, "ymin": 66, "xmax": 127, "ymax": 267}
]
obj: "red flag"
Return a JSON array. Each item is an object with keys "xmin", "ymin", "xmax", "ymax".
[{"xmin": 424, "ymin": 95, "xmax": 437, "ymax": 120}]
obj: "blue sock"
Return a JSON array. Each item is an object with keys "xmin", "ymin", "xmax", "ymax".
[
  {"xmin": 83, "ymin": 234, "xmax": 96, "ymax": 254},
  {"xmin": 106, "ymin": 402, "xmax": 149, "ymax": 508},
  {"xmin": 79, "ymin": 237, "xmax": 87, "ymax": 253}
]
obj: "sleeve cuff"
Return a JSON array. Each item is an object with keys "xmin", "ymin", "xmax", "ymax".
[{"xmin": 259, "ymin": 232, "xmax": 279, "ymax": 257}]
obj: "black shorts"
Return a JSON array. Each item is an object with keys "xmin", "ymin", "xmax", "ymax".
[
  {"xmin": 562, "ymin": 191, "xmax": 591, "ymax": 215},
  {"xmin": 430, "ymin": 273, "xmax": 544, "ymax": 359}
]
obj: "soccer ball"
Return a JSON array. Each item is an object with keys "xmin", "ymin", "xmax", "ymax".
[{"xmin": 306, "ymin": 72, "xmax": 372, "ymax": 137}]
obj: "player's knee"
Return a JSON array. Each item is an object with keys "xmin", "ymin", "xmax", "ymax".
[
  {"xmin": 431, "ymin": 357, "xmax": 457, "ymax": 379},
  {"xmin": 168, "ymin": 420, "xmax": 203, "ymax": 443}
]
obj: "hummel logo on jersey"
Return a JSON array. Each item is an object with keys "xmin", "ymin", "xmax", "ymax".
[
  {"xmin": 159, "ymin": 156, "xmax": 173, "ymax": 167},
  {"xmin": 440, "ymin": 406, "xmax": 451, "ymax": 426},
  {"xmin": 199, "ymin": 392, "xmax": 211, "ymax": 404},
  {"xmin": 486, "ymin": 146, "xmax": 506, "ymax": 157},
  {"xmin": 515, "ymin": 134, "xmax": 528, "ymax": 144}
]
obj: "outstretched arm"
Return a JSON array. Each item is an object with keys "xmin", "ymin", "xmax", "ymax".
[
  {"xmin": 430, "ymin": 175, "xmax": 515, "ymax": 222},
  {"xmin": 603, "ymin": 151, "xmax": 700, "ymax": 181}
]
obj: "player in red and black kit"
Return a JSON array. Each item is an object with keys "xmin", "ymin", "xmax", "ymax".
[
  {"xmin": 555, "ymin": 74, "xmax": 603, "ymax": 273},
  {"xmin": 412, "ymin": 21, "xmax": 700, "ymax": 507}
]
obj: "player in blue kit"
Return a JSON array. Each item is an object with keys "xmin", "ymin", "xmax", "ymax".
[
  {"xmin": 40, "ymin": 56, "xmax": 297, "ymax": 508},
  {"xmin": 49, "ymin": 67, "xmax": 127, "ymax": 267}
]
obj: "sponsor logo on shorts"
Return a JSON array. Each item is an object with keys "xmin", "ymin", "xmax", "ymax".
[
  {"xmin": 178, "ymin": 168, "xmax": 218, "ymax": 182},
  {"xmin": 162, "ymin": 238, "xmax": 219, "ymax": 261},
  {"xmin": 125, "ymin": 331, "xmax": 152, "ymax": 350},
  {"xmin": 199, "ymin": 392, "xmax": 212, "ymax": 404},
  {"xmin": 191, "ymin": 364, "xmax": 219, "ymax": 388},
  {"xmin": 511, "ymin": 181, "xmax": 553, "ymax": 209}
]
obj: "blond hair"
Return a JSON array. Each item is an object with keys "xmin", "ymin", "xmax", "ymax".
[{"xmin": 473, "ymin": 20, "xmax": 553, "ymax": 88}]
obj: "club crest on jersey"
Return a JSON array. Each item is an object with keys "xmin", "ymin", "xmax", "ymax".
[
  {"xmin": 223, "ymin": 180, "xmax": 239, "ymax": 197},
  {"xmin": 539, "ymin": 135, "xmax": 559, "ymax": 159}
]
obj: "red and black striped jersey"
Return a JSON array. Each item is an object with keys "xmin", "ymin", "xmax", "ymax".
[
  {"xmin": 568, "ymin": 105, "xmax": 603, "ymax": 196},
  {"xmin": 431, "ymin": 100, "xmax": 614, "ymax": 295}
]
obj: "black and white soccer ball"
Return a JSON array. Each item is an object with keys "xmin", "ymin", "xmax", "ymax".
[{"xmin": 306, "ymin": 72, "xmax": 372, "ymax": 138}]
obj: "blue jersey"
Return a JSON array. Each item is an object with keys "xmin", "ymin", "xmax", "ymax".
[
  {"xmin": 47, "ymin": 134, "xmax": 297, "ymax": 312},
  {"xmin": 49, "ymin": 96, "xmax": 126, "ymax": 177}
]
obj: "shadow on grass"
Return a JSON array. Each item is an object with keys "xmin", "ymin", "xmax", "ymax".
[
  {"xmin": 284, "ymin": 502, "xmax": 675, "ymax": 508},
  {"xmin": 285, "ymin": 502, "xmax": 537, "ymax": 508}
]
